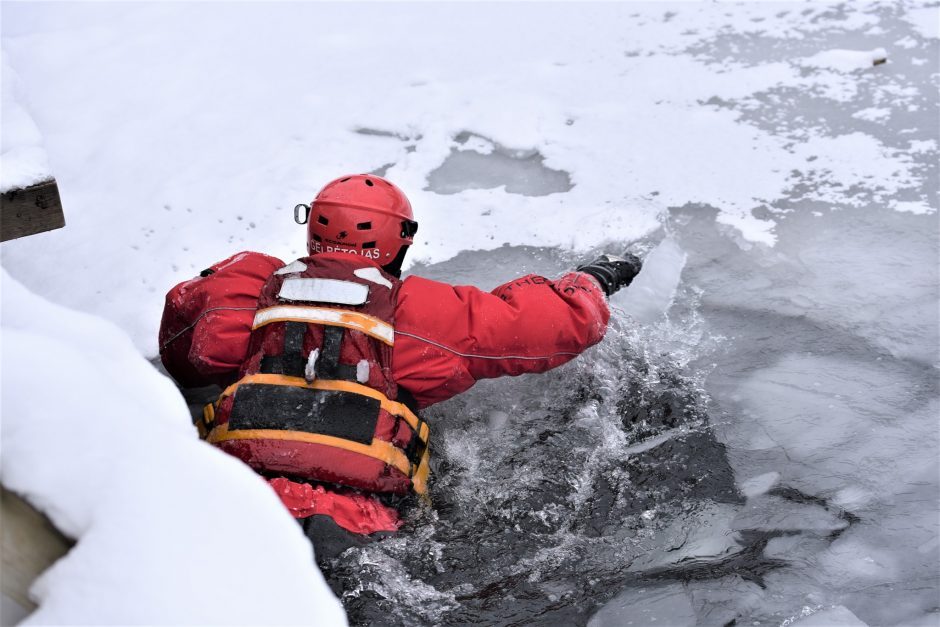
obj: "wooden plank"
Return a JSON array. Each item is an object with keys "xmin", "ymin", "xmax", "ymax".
[
  {"xmin": 0, "ymin": 486, "xmax": 73, "ymax": 619},
  {"xmin": 1, "ymin": 179, "xmax": 65, "ymax": 242}
]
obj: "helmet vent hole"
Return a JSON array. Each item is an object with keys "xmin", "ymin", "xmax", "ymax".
[
  {"xmin": 356, "ymin": 221, "xmax": 372, "ymax": 230},
  {"xmin": 340, "ymin": 177, "xmax": 350, "ymax": 182},
  {"xmin": 317, "ymin": 215, "xmax": 329, "ymax": 225},
  {"xmin": 364, "ymin": 179, "xmax": 374, "ymax": 187},
  {"xmin": 362, "ymin": 241, "xmax": 377, "ymax": 249},
  {"xmin": 312, "ymin": 234, "xmax": 322, "ymax": 242}
]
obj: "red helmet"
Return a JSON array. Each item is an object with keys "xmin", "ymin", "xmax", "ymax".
[{"xmin": 295, "ymin": 174, "xmax": 418, "ymax": 270}]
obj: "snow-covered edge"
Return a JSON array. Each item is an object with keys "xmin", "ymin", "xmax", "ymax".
[
  {"xmin": 1, "ymin": 50, "xmax": 53, "ymax": 192},
  {"xmin": 0, "ymin": 267, "xmax": 346, "ymax": 626}
]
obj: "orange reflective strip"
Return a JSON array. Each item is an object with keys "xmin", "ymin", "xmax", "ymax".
[
  {"xmin": 206, "ymin": 424, "xmax": 415, "ymax": 481},
  {"xmin": 252, "ymin": 305, "xmax": 394, "ymax": 345},
  {"xmin": 202, "ymin": 403, "xmax": 215, "ymax": 426},
  {"xmin": 411, "ymin": 446, "xmax": 431, "ymax": 496},
  {"xmin": 219, "ymin": 374, "xmax": 427, "ymax": 443}
]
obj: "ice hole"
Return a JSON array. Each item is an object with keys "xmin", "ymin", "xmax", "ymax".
[{"xmin": 425, "ymin": 131, "xmax": 573, "ymax": 197}]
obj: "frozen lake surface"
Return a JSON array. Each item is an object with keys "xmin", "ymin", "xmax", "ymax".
[{"xmin": 1, "ymin": 2, "xmax": 936, "ymax": 625}]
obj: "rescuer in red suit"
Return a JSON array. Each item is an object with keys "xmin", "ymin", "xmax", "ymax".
[{"xmin": 160, "ymin": 174, "xmax": 641, "ymax": 566}]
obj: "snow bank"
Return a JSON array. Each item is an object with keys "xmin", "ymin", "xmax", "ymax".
[
  {"xmin": 1, "ymin": 51, "xmax": 52, "ymax": 191},
  {"xmin": 0, "ymin": 268, "xmax": 345, "ymax": 625},
  {"xmin": 801, "ymin": 48, "xmax": 888, "ymax": 72}
]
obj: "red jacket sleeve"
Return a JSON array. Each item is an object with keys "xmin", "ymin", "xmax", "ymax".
[{"xmin": 392, "ymin": 271, "xmax": 609, "ymax": 407}]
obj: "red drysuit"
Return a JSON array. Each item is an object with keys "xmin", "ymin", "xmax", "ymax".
[
  {"xmin": 161, "ymin": 252, "xmax": 610, "ymax": 536},
  {"xmin": 394, "ymin": 271, "xmax": 609, "ymax": 406}
]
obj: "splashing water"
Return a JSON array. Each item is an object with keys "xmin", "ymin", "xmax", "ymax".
[{"xmin": 329, "ymin": 237, "xmax": 756, "ymax": 625}]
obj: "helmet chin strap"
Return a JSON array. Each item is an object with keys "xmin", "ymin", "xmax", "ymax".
[{"xmin": 382, "ymin": 245, "xmax": 410, "ymax": 278}]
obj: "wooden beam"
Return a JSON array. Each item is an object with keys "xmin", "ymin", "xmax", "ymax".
[
  {"xmin": 0, "ymin": 486, "xmax": 73, "ymax": 621},
  {"xmin": 1, "ymin": 179, "xmax": 65, "ymax": 242}
]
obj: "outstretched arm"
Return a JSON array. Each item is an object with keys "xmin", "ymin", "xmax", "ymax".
[{"xmin": 392, "ymin": 271, "xmax": 610, "ymax": 407}]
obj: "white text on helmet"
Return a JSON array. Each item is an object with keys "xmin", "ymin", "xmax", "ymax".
[{"xmin": 311, "ymin": 241, "xmax": 382, "ymax": 260}]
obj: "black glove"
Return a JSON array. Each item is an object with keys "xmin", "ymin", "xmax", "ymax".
[{"xmin": 576, "ymin": 253, "xmax": 643, "ymax": 296}]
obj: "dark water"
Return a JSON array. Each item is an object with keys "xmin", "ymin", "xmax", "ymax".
[
  {"xmin": 330, "ymin": 313, "xmax": 743, "ymax": 626},
  {"xmin": 326, "ymin": 199, "xmax": 931, "ymax": 626}
]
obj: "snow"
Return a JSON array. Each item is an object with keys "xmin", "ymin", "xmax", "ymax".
[
  {"xmin": 908, "ymin": 139, "xmax": 937, "ymax": 153},
  {"xmin": 0, "ymin": 52, "xmax": 51, "ymax": 191},
  {"xmin": 894, "ymin": 200, "xmax": 934, "ymax": 214},
  {"xmin": 0, "ymin": 2, "xmax": 931, "ymax": 354},
  {"xmin": 852, "ymin": 107, "xmax": 891, "ymax": 122},
  {"xmin": 800, "ymin": 48, "xmax": 888, "ymax": 72},
  {"xmin": 902, "ymin": 5, "xmax": 940, "ymax": 39},
  {"xmin": 0, "ymin": 269, "xmax": 345, "ymax": 625},
  {"xmin": 790, "ymin": 133, "xmax": 922, "ymax": 209}
]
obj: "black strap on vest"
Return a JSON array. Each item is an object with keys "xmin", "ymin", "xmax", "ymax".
[
  {"xmin": 317, "ymin": 326, "xmax": 351, "ymax": 380},
  {"xmin": 397, "ymin": 387, "xmax": 420, "ymax": 415},
  {"xmin": 395, "ymin": 387, "xmax": 429, "ymax": 466},
  {"xmin": 260, "ymin": 322, "xmax": 357, "ymax": 381},
  {"xmin": 259, "ymin": 321, "xmax": 307, "ymax": 376}
]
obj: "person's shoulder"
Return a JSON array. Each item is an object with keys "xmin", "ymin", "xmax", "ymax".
[
  {"xmin": 400, "ymin": 274, "xmax": 483, "ymax": 293},
  {"xmin": 400, "ymin": 273, "xmax": 448, "ymax": 294}
]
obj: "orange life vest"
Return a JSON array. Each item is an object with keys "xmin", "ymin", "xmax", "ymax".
[{"xmin": 200, "ymin": 254, "xmax": 430, "ymax": 495}]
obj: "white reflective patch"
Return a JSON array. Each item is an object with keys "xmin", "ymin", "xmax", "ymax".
[
  {"xmin": 278, "ymin": 278, "xmax": 369, "ymax": 305},
  {"xmin": 356, "ymin": 360, "xmax": 370, "ymax": 384},
  {"xmin": 274, "ymin": 260, "xmax": 307, "ymax": 276},
  {"xmin": 253, "ymin": 306, "xmax": 395, "ymax": 345},
  {"xmin": 354, "ymin": 267, "xmax": 393, "ymax": 289}
]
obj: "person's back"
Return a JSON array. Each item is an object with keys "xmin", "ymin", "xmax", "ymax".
[{"xmin": 159, "ymin": 174, "xmax": 642, "ymax": 566}]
